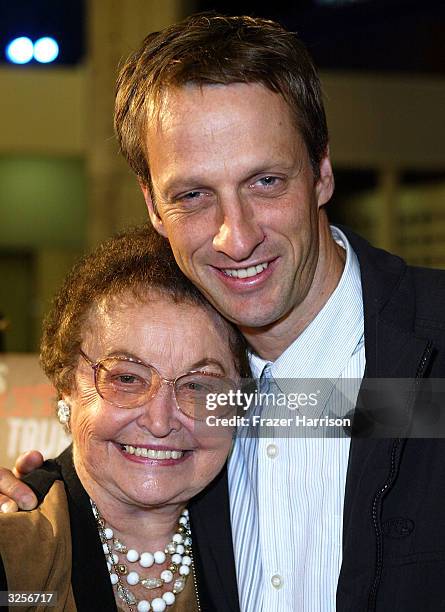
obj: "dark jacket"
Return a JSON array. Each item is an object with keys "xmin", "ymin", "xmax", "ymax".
[
  {"xmin": 3, "ymin": 230, "xmax": 445, "ymax": 612},
  {"xmin": 198, "ymin": 228, "xmax": 445, "ymax": 612},
  {"xmin": 337, "ymin": 228, "xmax": 445, "ymax": 611},
  {"xmin": 0, "ymin": 446, "xmax": 234, "ymax": 612}
]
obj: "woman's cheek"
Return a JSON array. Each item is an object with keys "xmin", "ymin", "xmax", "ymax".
[
  {"xmin": 198, "ymin": 447, "xmax": 231, "ymax": 483},
  {"xmin": 71, "ymin": 386, "xmax": 102, "ymax": 448}
]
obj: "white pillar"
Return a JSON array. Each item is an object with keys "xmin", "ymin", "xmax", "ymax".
[{"xmin": 85, "ymin": 0, "xmax": 184, "ymax": 247}]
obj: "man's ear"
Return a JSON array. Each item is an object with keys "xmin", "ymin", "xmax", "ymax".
[
  {"xmin": 315, "ymin": 147, "xmax": 335, "ymax": 208},
  {"xmin": 139, "ymin": 179, "xmax": 168, "ymax": 237}
]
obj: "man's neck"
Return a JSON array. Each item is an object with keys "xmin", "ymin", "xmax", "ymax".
[{"xmin": 240, "ymin": 222, "xmax": 346, "ymax": 361}]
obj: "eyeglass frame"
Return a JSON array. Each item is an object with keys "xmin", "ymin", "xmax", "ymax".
[{"xmin": 79, "ymin": 349, "xmax": 235, "ymax": 421}]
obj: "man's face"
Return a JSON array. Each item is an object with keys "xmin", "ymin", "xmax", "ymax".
[{"xmin": 143, "ymin": 83, "xmax": 334, "ymax": 334}]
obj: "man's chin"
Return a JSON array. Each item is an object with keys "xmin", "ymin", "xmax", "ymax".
[
  {"xmin": 194, "ymin": 276, "xmax": 284, "ymax": 328},
  {"xmin": 217, "ymin": 304, "xmax": 280, "ymax": 330}
]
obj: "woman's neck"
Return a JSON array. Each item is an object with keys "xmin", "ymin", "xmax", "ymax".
[{"xmin": 75, "ymin": 455, "xmax": 186, "ymax": 551}]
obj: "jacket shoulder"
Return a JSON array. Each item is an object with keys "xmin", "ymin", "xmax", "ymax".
[
  {"xmin": 21, "ymin": 450, "xmax": 67, "ymax": 503},
  {"xmin": 410, "ymin": 265, "xmax": 445, "ymax": 329},
  {"xmin": 0, "ymin": 481, "xmax": 72, "ymax": 595}
]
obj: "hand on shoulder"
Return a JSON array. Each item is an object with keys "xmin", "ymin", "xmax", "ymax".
[{"xmin": 0, "ymin": 451, "xmax": 43, "ymax": 512}]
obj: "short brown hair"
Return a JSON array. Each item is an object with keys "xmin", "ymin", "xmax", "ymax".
[
  {"xmin": 115, "ymin": 12, "xmax": 328, "ymax": 188},
  {"xmin": 40, "ymin": 223, "xmax": 250, "ymax": 396}
]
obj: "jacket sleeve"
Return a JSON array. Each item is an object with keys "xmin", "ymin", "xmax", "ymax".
[{"xmin": 21, "ymin": 446, "xmax": 70, "ymax": 503}]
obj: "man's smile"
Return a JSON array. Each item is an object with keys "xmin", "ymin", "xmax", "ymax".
[{"xmin": 222, "ymin": 261, "xmax": 269, "ymax": 278}]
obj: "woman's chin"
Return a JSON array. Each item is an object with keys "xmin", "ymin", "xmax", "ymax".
[{"xmin": 116, "ymin": 481, "xmax": 193, "ymax": 510}]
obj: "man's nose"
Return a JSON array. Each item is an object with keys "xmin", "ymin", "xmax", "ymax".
[
  {"xmin": 212, "ymin": 195, "xmax": 264, "ymax": 261},
  {"xmin": 136, "ymin": 382, "xmax": 182, "ymax": 438}
]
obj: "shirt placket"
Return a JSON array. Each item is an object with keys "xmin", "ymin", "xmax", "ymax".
[{"xmin": 257, "ymin": 366, "xmax": 294, "ymax": 611}]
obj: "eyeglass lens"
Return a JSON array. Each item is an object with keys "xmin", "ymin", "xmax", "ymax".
[{"xmin": 95, "ymin": 357, "xmax": 236, "ymax": 419}]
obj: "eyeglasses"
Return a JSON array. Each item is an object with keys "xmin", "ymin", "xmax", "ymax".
[{"xmin": 79, "ymin": 350, "xmax": 237, "ymax": 421}]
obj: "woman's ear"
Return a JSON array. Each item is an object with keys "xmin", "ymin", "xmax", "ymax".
[{"xmin": 57, "ymin": 398, "xmax": 71, "ymax": 432}]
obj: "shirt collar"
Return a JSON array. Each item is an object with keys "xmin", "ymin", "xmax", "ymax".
[{"xmin": 249, "ymin": 225, "xmax": 364, "ymax": 380}]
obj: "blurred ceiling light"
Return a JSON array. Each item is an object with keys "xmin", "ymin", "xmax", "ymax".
[
  {"xmin": 33, "ymin": 37, "xmax": 59, "ymax": 63},
  {"xmin": 5, "ymin": 37, "xmax": 34, "ymax": 64}
]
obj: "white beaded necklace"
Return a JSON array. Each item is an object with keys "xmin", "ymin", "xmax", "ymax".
[{"xmin": 91, "ymin": 500, "xmax": 193, "ymax": 612}]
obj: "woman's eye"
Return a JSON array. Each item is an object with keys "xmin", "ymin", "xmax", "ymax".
[
  {"xmin": 180, "ymin": 381, "xmax": 205, "ymax": 393},
  {"xmin": 118, "ymin": 375, "xmax": 137, "ymax": 384},
  {"xmin": 186, "ymin": 382, "xmax": 205, "ymax": 391},
  {"xmin": 111, "ymin": 374, "xmax": 143, "ymax": 386},
  {"xmin": 178, "ymin": 380, "xmax": 215, "ymax": 395}
]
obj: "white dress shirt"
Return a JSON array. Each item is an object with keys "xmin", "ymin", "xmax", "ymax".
[{"xmin": 228, "ymin": 226, "xmax": 365, "ymax": 612}]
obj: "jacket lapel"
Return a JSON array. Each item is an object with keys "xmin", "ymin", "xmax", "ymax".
[
  {"xmin": 37, "ymin": 448, "xmax": 119, "ymax": 612},
  {"xmin": 190, "ymin": 465, "xmax": 240, "ymax": 612},
  {"xmin": 342, "ymin": 228, "xmax": 435, "ymax": 533},
  {"xmin": 57, "ymin": 449, "xmax": 119, "ymax": 612},
  {"xmin": 338, "ymin": 229, "xmax": 435, "ymax": 608}
]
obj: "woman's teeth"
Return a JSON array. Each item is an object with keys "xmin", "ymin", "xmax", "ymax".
[
  {"xmin": 223, "ymin": 262, "xmax": 268, "ymax": 278},
  {"xmin": 122, "ymin": 445, "xmax": 184, "ymax": 460}
]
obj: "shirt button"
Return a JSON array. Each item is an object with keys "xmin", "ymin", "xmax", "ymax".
[
  {"xmin": 266, "ymin": 444, "xmax": 278, "ymax": 458},
  {"xmin": 271, "ymin": 574, "xmax": 283, "ymax": 589}
]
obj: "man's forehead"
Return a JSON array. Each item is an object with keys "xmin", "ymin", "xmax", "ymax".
[
  {"xmin": 150, "ymin": 81, "xmax": 289, "ymax": 131},
  {"xmin": 144, "ymin": 83, "xmax": 307, "ymax": 192}
]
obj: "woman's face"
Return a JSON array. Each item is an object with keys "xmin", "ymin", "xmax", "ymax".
[{"xmin": 66, "ymin": 292, "xmax": 237, "ymax": 510}]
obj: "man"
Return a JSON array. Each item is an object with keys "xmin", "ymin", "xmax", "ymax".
[{"xmin": 1, "ymin": 13, "xmax": 445, "ymax": 611}]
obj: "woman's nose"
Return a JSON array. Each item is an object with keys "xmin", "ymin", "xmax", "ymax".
[{"xmin": 136, "ymin": 381, "xmax": 182, "ymax": 437}]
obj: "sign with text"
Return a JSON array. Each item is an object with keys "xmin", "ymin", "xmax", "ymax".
[{"xmin": 0, "ymin": 354, "xmax": 70, "ymax": 469}]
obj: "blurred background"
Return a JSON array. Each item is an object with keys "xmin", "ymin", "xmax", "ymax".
[
  {"xmin": 0, "ymin": 0, "xmax": 444, "ymax": 463},
  {"xmin": 1, "ymin": 0, "xmax": 445, "ymax": 354}
]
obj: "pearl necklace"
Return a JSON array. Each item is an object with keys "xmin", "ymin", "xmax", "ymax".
[{"xmin": 91, "ymin": 500, "xmax": 192, "ymax": 612}]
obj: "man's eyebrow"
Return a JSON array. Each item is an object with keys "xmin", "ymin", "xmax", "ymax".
[
  {"xmin": 245, "ymin": 163, "xmax": 297, "ymax": 179},
  {"xmin": 161, "ymin": 177, "xmax": 209, "ymax": 197},
  {"xmin": 162, "ymin": 161, "xmax": 300, "ymax": 193}
]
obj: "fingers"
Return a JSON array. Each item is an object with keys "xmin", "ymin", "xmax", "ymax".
[
  {"xmin": 0, "ymin": 451, "xmax": 43, "ymax": 512},
  {"xmin": 12, "ymin": 450, "xmax": 44, "ymax": 478},
  {"xmin": 0, "ymin": 467, "xmax": 37, "ymax": 511},
  {"xmin": 0, "ymin": 476, "xmax": 37, "ymax": 511},
  {"xmin": 0, "ymin": 499, "xmax": 18, "ymax": 513}
]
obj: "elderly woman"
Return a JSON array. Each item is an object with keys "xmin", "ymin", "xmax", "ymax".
[{"xmin": 0, "ymin": 224, "xmax": 248, "ymax": 612}]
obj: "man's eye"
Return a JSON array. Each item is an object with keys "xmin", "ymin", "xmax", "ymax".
[
  {"xmin": 172, "ymin": 190, "xmax": 213, "ymax": 210},
  {"xmin": 181, "ymin": 191, "xmax": 204, "ymax": 200},
  {"xmin": 256, "ymin": 176, "xmax": 280, "ymax": 187}
]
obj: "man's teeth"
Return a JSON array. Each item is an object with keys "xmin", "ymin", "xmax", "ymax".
[
  {"xmin": 223, "ymin": 262, "xmax": 268, "ymax": 279},
  {"xmin": 122, "ymin": 445, "xmax": 184, "ymax": 460}
]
